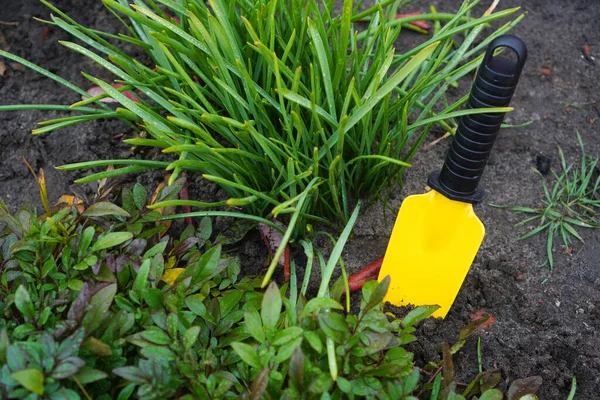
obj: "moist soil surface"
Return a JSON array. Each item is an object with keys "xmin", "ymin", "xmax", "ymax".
[{"xmin": 1, "ymin": 0, "xmax": 599, "ymax": 398}]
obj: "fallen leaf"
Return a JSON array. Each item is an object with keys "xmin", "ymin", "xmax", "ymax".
[
  {"xmin": 9, "ymin": 62, "xmax": 24, "ymax": 72},
  {"xmin": 396, "ymin": 12, "xmax": 431, "ymax": 30},
  {"xmin": 149, "ymin": 175, "xmax": 174, "ymax": 235},
  {"xmin": 84, "ymin": 83, "xmax": 141, "ymax": 103},
  {"xmin": 0, "ymin": 62, "xmax": 6, "ymax": 77},
  {"xmin": 56, "ymin": 194, "xmax": 85, "ymax": 214},
  {"xmin": 539, "ymin": 67, "xmax": 551, "ymax": 77},
  {"xmin": 469, "ymin": 310, "xmax": 497, "ymax": 331}
]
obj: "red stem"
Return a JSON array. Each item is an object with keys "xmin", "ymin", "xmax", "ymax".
[
  {"xmin": 284, "ymin": 246, "xmax": 290, "ymax": 283},
  {"xmin": 260, "ymin": 231, "xmax": 290, "ymax": 282},
  {"xmin": 358, "ymin": 11, "xmax": 431, "ymax": 30},
  {"xmin": 345, "ymin": 257, "xmax": 384, "ymax": 293},
  {"xmin": 179, "ymin": 180, "xmax": 195, "ymax": 227},
  {"xmin": 396, "ymin": 12, "xmax": 432, "ymax": 30}
]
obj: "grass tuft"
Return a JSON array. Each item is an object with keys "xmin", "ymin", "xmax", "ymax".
[
  {"xmin": 493, "ymin": 132, "xmax": 599, "ymax": 270},
  {"xmin": 1, "ymin": 0, "xmax": 522, "ymax": 239}
]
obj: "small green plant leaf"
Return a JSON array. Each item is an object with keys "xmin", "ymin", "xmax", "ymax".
[
  {"xmin": 143, "ymin": 241, "xmax": 168, "ymax": 260},
  {"xmin": 74, "ymin": 366, "xmax": 108, "ymax": 384},
  {"xmin": 14, "ymin": 285, "xmax": 35, "ymax": 319},
  {"xmin": 112, "ymin": 366, "xmax": 148, "ymax": 384},
  {"xmin": 337, "ymin": 376, "xmax": 351, "ymax": 393},
  {"xmin": 480, "ymin": 389, "xmax": 504, "ymax": 400},
  {"xmin": 141, "ymin": 330, "xmax": 172, "ymax": 345},
  {"xmin": 261, "ymin": 282, "xmax": 282, "ymax": 330},
  {"xmin": 303, "ymin": 330, "xmax": 323, "ymax": 354},
  {"xmin": 183, "ymin": 326, "xmax": 201, "ymax": 350},
  {"xmin": 272, "ymin": 327, "xmax": 303, "ymax": 346},
  {"xmin": 0, "ymin": 330, "xmax": 9, "ymax": 363},
  {"xmin": 302, "ymin": 298, "xmax": 344, "ymax": 316},
  {"xmin": 115, "ymin": 383, "xmax": 136, "ymax": 400},
  {"xmin": 403, "ymin": 368, "xmax": 420, "ymax": 394},
  {"xmin": 92, "ymin": 232, "xmax": 134, "ymax": 252},
  {"xmin": 57, "ymin": 328, "xmax": 85, "ymax": 360},
  {"xmin": 83, "ymin": 202, "xmax": 130, "ymax": 217},
  {"xmin": 141, "ymin": 345, "xmax": 176, "ymax": 360},
  {"xmin": 135, "ymin": 259, "xmax": 151, "ymax": 292},
  {"xmin": 219, "ymin": 290, "xmax": 243, "ymax": 317},
  {"xmin": 142, "ymin": 288, "xmax": 164, "ymax": 309},
  {"xmin": 51, "ymin": 357, "xmax": 85, "ymax": 379},
  {"xmin": 11, "ymin": 368, "xmax": 45, "ymax": 395},
  {"xmin": 244, "ymin": 310, "xmax": 265, "ymax": 344},
  {"xmin": 231, "ymin": 342, "xmax": 262, "ymax": 369},
  {"xmin": 78, "ymin": 226, "xmax": 96, "ymax": 258},
  {"xmin": 133, "ymin": 183, "xmax": 148, "ymax": 210},
  {"xmin": 402, "ymin": 305, "xmax": 440, "ymax": 328},
  {"xmin": 274, "ymin": 336, "xmax": 303, "ymax": 363},
  {"xmin": 362, "ymin": 275, "xmax": 390, "ymax": 314},
  {"xmin": 566, "ymin": 376, "xmax": 577, "ymax": 400}
]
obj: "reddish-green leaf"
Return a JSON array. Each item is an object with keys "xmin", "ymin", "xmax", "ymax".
[
  {"xmin": 82, "ymin": 284, "xmax": 117, "ymax": 334},
  {"xmin": 83, "ymin": 202, "xmax": 130, "ymax": 217},
  {"xmin": 250, "ymin": 367, "xmax": 270, "ymax": 400}
]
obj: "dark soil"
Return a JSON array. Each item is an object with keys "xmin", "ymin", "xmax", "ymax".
[{"xmin": 1, "ymin": 0, "xmax": 599, "ymax": 398}]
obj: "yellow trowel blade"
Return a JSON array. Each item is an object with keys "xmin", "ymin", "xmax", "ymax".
[{"xmin": 378, "ymin": 190, "xmax": 484, "ymax": 318}]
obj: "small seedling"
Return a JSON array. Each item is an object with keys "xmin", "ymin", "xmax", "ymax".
[{"xmin": 493, "ymin": 132, "xmax": 599, "ymax": 270}]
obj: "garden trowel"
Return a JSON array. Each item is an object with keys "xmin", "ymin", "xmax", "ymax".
[{"xmin": 378, "ymin": 35, "xmax": 527, "ymax": 318}]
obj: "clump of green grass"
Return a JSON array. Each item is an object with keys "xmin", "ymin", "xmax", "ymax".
[
  {"xmin": 0, "ymin": 0, "xmax": 520, "ymax": 255},
  {"xmin": 494, "ymin": 133, "xmax": 599, "ymax": 270}
]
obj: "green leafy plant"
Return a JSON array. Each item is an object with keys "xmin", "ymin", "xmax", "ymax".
[
  {"xmin": 492, "ymin": 133, "xmax": 599, "ymax": 270},
  {"xmin": 0, "ymin": 176, "xmax": 242, "ymax": 399},
  {"xmin": 0, "ymin": 177, "xmax": 542, "ymax": 399},
  {"xmin": 0, "ymin": 0, "xmax": 520, "ymax": 244}
]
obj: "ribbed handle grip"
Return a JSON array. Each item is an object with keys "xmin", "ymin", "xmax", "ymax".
[{"xmin": 428, "ymin": 35, "xmax": 527, "ymax": 203}]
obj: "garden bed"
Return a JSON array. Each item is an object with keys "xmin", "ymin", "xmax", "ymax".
[{"xmin": 1, "ymin": 0, "xmax": 599, "ymax": 397}]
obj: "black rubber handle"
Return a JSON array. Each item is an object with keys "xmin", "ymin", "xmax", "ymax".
[{"xmin": 428, "ymin": 35, "xmax": 527, "ymax": 204}]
